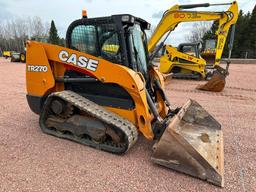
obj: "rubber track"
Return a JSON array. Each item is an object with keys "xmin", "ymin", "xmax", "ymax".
[
  {"xmin": 44, "ymin": 90, "xmax": 138, "ymax": 153},
  {"xmin": 172, "ymin": 73, "xmax": 201, "ymax": 80}
]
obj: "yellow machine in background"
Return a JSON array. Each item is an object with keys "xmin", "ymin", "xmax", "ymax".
[
  {"xmin": 26, "ymin": 13, "xmax": 224, "ymax": 186},
  {"xmin": 2, "ymin": 51, "xmax": 26, "ymax": 63},
  {"xmin": 3, "ymin": 51, "xmax": 14, "ymax": 59},
  {"xmin": 11, "ymin": 52, "xmax": 26, "ymax": 63},
  {"xmin": 148, "ymin": 1, "xmax": 238, "ymax": 91},
  {"xmin": 160, "ymin": 42, "xmax": 207, "ymax": 79}
]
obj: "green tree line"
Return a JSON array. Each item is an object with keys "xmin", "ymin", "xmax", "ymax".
[{"xmin": 203, "ymin": 4, "xmax": 256, "ymax": 59}]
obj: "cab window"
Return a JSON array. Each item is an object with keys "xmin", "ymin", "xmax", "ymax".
[
  {"xmin": 70, "ymin": 24, "xmax": 121, "ymax": 63},
  {"xmin": 71, "ymin": 25, "xmax": 98, "ymax": 56},
  {"xmin": 100, "ymin": 32, "xmax": 121, "ymax": 63}
]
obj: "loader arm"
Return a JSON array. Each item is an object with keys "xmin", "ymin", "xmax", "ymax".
[
  {"xmin": 148, "ymin": 1, "xmax": 238, "ymax": 65},
  {"xmin": 159, "ymin": 45, "xmax": 207, "ymax": 75},
  {"xmin": 164, "ymin": 45, "xmax": 206, "ymax": 64}
]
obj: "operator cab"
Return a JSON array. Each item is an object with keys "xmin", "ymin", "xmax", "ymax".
[
  {"xmin": 64, "ymin": 14, "xmax": 152, "ymax": 110},
  {"xmin": 66, "ymin": 14, "xmax": 151, "ymax": 80},
  {"xmin": 177, "ymin": 42, "xmax": 202, "ymax": 58}
]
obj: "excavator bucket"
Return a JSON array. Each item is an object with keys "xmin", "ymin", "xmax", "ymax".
[
  {"xmin": 196, "ymin": 66, "xmax": 227, "ymax": 92},
  {"xmin": 152, "ymin": 99, "xmax": 224, "ymax": 187}
]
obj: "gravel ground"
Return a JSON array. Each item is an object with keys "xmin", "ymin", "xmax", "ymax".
[{"xmin": 0, "ymin": 57, "xmax": 255, "ymax": 192}]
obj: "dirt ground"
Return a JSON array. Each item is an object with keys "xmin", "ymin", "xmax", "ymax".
[{"xmin": 0, "ymin": 57, "xmax": 255, "ymax": 192}]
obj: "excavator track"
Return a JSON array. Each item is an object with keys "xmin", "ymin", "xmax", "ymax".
[
  {"xmin": 172, "ymin": 73, "xmax": 202, "ymax": 80},
  {"xmin": 39, "ymin": 90, "xmax": 138, "ymax": 154}
]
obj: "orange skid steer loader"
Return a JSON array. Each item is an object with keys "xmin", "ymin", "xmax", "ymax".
[{"xmin": 26, "ymin": 13, "xmax": 224, "ymax": 186}]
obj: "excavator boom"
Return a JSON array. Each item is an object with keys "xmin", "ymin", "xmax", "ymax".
[
  {"xmin": 148, "ymin": 1, "xmax": 238, "ymax": 91},
  {"xmin": 148, "ymin": 1, "xmax": 238, "ymax": 59}
]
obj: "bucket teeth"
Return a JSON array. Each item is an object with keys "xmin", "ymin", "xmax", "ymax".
[{"xmin": 152, "ymin": 99, "xmax": 224, "ymax": 187}]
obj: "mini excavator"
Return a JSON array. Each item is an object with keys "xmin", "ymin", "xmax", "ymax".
[
  {"xmin": 148, "ymin": 1, "xmax": 238, "ymax": 92},
  {"xmin": 26, "ymin": 10, "xmax": 224, "ymax": 186}
]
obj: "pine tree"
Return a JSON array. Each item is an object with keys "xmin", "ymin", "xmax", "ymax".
[
  {"xmin": 248, "ymin": 5, "xmax": 256, "ymax": 58},
  {"xmin": 48, "ymin": 20, "xmax": 60, "ymax": 45},
  {"xmin": 203, "ymin": 10, "xmax": 252, "ymax": 58},
  {"xmin": 231, "ymin": 10, "xmax": 244, "ymax": 57},
  {"xmin": 225, "ymin": 10, "xmax": 249, "ymax": 58}
]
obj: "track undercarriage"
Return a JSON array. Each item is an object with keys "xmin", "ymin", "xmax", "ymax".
[{"xmin": 40, "ymin": 90, "xmax": 138, "ymax": 154}]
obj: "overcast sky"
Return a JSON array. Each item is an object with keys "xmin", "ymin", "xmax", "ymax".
[{"xmin": 0, "ymin": 0, "xmax": 255, "ymax": 45}]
